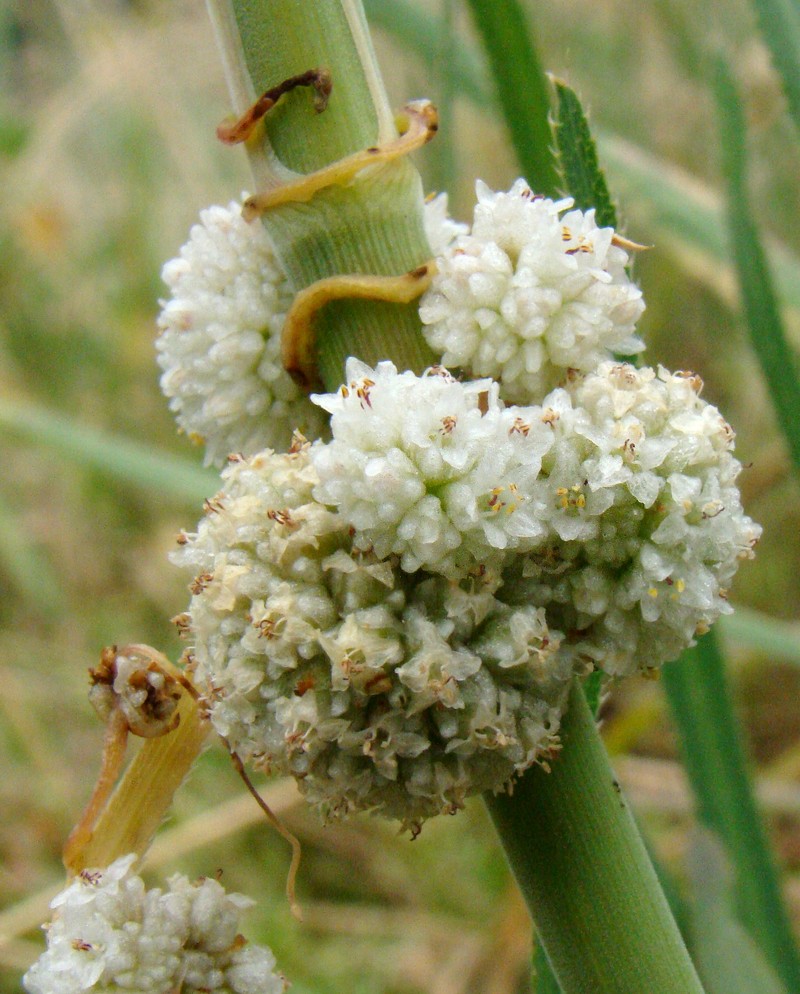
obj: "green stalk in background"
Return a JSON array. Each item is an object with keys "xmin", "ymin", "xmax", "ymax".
[
  {"xmin": 664, "ymin": 633, "xmax": 800, "ymax": 993},
  {"xmin": 750, "ymin": 0, "xmax": 800, "ymax": 140},
  {"xmin": 206, "ymin": 3, "xmax": 709, "ymax": 991},
  {"xmin": 463, "ymin": 0, "xmax": 559, "ymax": 198},
  {"xmin": 705, "ymin": 56, "xmax": 800, "ymax": 991},
  {"xmin": 715, "ymin": 55, "xmax": 800, "ymax": 474}
]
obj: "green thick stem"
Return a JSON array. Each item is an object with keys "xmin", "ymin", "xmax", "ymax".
[
  {"xmin": 485, "ymin": 681, "xmax": 706, "ymax": 994},
  {"xmin": 207, "ymin": 0, "xmax": 435, "ymax": 389}
]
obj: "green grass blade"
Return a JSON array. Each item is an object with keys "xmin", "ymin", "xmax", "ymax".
[
  {"xmin": 363, "ymin": 0, "xmax": 489, "ymax": 104},
  {"xmin": 0, "ymin": 488, "xmax": 66, "ymax": 615},
  {"xmin": 552, "ymin": 79, "xmax": 617, "ymax": 227},
  {"xmin": 533, "ymin": 939, "xmax": 561, "ymax": 993},
  {"xmin": 719, "ymin": 606, "xmax": 800, "ymax": 666},
  {"xmin": 0, "ymin": 400, "xmax": 216, "ymax": 504},
  {"xmin": 688, "ymin": 831, "xmax": 789, "ymax": 994},
  {"xmin": 662, "ymin": 631, "xmax": 800, "ymax": 992},
  {"xmin": 599, "ymin": 131, "xmax": 800, "ymax": 314},
  {"xmin": 462, "ymin": 0, "xmax": 559, "ymax": 196},
  {"xmin": 427, "ymin": 0, "xmax": 459, "ymax": 196},
  {"xmin": 751, "ymin": 0, "xmax": 800, "ymax": 139},
  {"xmin": 715, "ymin": 56, "xmax": 800, "ymax": 471}
]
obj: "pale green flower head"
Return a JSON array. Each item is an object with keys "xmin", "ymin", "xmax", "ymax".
[
  {"xmin": 311, "ymin": 360, "xmax": 760, "ymax": 679},
  {"xmin": 174, "ymin": 440, "xmax": 569, "ymax": 830},
  {"xmin": 505, "ymin": 362, "xmax": 762, "ymax": 676},
  {"xmin": 171, "ymin": 356, "xmax": 759, "ymax": 827}
]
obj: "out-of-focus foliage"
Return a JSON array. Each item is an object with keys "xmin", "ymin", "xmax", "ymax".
[{"xmin": 1, "ymin": 3, "xmax": 799, "ymax": 993}]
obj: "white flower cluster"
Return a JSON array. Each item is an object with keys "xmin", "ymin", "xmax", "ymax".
[
  {"xmin": 161, "ymin": 176, "xmax": 759, "ymax": 828},
  {"xmin": 174, "ymin": 440, "xmax": 568, "ymax": 828},
  {"xmin": 420, "ymin": 179, "xmax": 645, "ymax": 402},
  {"xmin": 311, "ymin": 360, "xmax": 759, "ymax": 676},
  {"xmin": 156, "ymin": 198, "xmax": 326, "ymax": 467},
  {"xmin": 173, "ymin": 359, "xmax": 757, "ymax": 825},
  {"xmin": 506, "ymin": 362, "xmax": 761, "ymax": 675},
  {"xmin": 23, "ymin": 854, "xmax": 286, "ymax": 994}
]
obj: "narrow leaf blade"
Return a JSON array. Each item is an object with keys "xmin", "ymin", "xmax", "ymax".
[
  {"xmin": 0, "ymin": 400, "xmax": 216, "ymax": 504},
  {"xmin": 715, "ymin": 55, "xmax": 800, "ymax": 473},
  {"xmin": 463, "ymin": 0, "xmax": 559, "ymax": 196},
  {"xmin": 663, "ymin": 631, "xmax": 800, "ymax": 991}
]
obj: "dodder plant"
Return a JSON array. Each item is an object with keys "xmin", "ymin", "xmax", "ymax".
[{"xmin": 22, "ymin": 3, "xmax": 776, "ymax": 993}]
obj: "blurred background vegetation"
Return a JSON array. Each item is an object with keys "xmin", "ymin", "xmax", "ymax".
[{"xmin": 1, "ymin": 1, "xmax": 799, "ymax": 992}]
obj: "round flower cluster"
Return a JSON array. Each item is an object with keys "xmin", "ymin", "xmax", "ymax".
[
  {"xmin": 419, "ymin": 179, "xmax": 645, "ymax": 403},
  {"xmin": 174, "ymin": 439, "xmax": 568, "ymax": 828},
  {"xmin": 174, "ymin": 360, "xmax": 758, "ymax": 826},
  {"xmin": 156, "ymin": 198, "xmax": 326, "ymax": 467},
  {"xmin": 23, "ymin": 854, "xmax": 286, "ymax": 994},
  {"xmin": 311, "ymin": 361, "xmax": 759, "ymax": 677},
  {"xmin": 503, "ymin": 362, "xmax": 761, "ymax": 675}
]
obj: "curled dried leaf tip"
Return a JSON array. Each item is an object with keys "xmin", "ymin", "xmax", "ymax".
[{"xmin": 89, "ymin": 644, "xmax": 183, "ymax": 738}]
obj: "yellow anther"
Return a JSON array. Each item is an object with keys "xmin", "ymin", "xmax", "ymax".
[{"xmin": 647, "ymin": 587, "xmax": 659, "ymax": 598}]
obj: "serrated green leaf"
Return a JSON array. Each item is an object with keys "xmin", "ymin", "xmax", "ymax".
[{"xmin": 553, "ymin": 80, "xmax": 617, "ymax": 227}]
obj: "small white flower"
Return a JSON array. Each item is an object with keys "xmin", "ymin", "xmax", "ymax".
[
  {"xmin": 423, "ymin": 192, "xmax": 468, "ymax": 256},
  {"xmin": 156, "ymin": 198, "xmax": 326, "ymax": 466},
  {"xmin": 23, "ymin": 854, "xmax": 286, "ymax": 994},
  {"xmin": 419, "ymin": 179, "xmax": 645, "ymax": 403}
]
